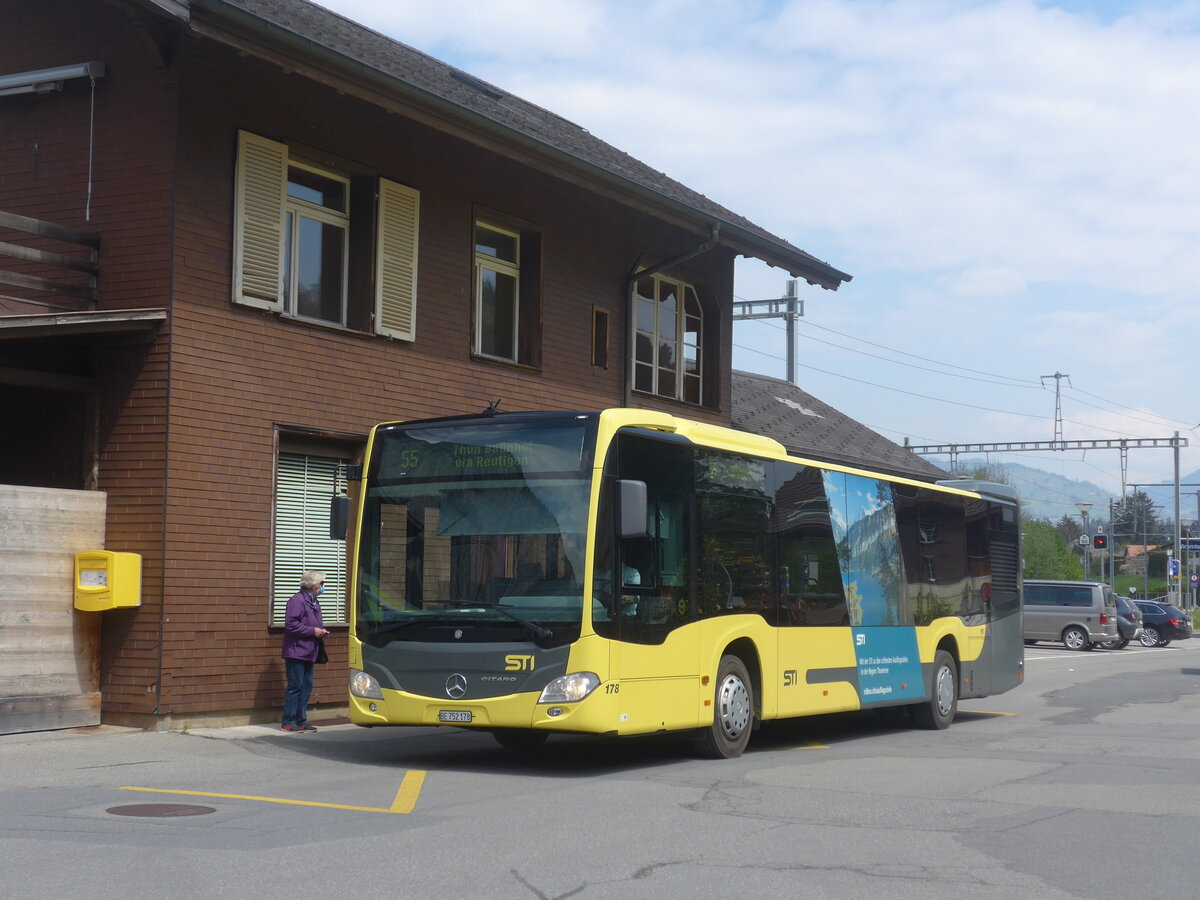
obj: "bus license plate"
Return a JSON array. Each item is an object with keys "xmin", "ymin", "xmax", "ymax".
[{"xmin": 439, "ymin": 710, "xmax": 472, "ymax": 723}]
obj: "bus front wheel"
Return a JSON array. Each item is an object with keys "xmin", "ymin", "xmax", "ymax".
[
  {"xmin": 911, "ymin": 649, "xmax": 957, "ymax": 730},
  {"xmin": 699, "ymin": 655, "xmax": 754, "ymax": 759}
]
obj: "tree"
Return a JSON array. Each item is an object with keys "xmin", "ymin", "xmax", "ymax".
[
  {"xmin": 1055, "ymin": 514, "xmax": 1082, "ymax": 548},
  {"xmin": 1023, "ymin": 519, "xmax": 1084, "ymax": 580},
  {"xmin": 1114, "ymin": 490, "xmax": 1165, "ymax": 543},
  {"xmin": 957, "ymin": 462, "xmax": 1010, "ymax": 485}
]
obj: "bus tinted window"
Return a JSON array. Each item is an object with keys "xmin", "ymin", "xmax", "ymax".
[
  {"xmin": 695, "ymin": 449, "xmax": 773, "ymax": 622},
  {"xmin": 772, "ymin": 465, "xmax": 847, "ymax": 626}
]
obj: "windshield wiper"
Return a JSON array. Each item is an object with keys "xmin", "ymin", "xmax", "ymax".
[
  {"xmin": 363, "ymin": 615, "xmax": 460, "ymax": 647},
  {"xmin": 438, "ymin": 599, "xmax": 554, "ymax": 640}
]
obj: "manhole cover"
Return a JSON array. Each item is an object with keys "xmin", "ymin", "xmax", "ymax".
[{"xmin": 106, "ymin": 803, "xmax": 217, "ymax": 818}]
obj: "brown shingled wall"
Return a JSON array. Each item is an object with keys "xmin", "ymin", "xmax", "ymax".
[
  {"xmin": 148, "ymin": 36, "xmax": 732, "ymax": 716},
  {"xmin": 4, "ymin": 2, "xmax": 736, "ymax": 720}
]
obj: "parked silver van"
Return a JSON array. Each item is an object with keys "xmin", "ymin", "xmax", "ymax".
[{"xmin": 1023, "ymin": 580, "xmax": 1119, "ymax": 650}]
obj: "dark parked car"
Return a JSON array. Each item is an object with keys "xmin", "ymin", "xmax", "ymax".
[
  {"xmin": 1098, "ymin": 594, "xmax": 1143, "ymax": 650},
  {"xmin": 1133, "ymin": 601, "xmax": 1194, "ymax": 647}
]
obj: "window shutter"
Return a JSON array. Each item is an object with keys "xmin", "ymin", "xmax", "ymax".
[
  {"xmin": 272, "ymin": 453, "xmax": 347, "ymax": 627},
  {"xmin": 375, "ymin": 178, "xmax": 420, "ymax": 340},
  {"xmin": 234, "ymin": 131, "xmax": 287, "ymax": 311}
]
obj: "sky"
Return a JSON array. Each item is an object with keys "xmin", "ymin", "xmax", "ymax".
[{"xmin": 316, "ymin": 0, "xmax": 1200, "ymax": 510}]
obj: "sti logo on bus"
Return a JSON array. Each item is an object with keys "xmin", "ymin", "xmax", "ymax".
[
  {"xmin": 856, "ymin": 633, "xmax": 867, "ymax": 646},
  {"xmin": 783, "ymin": 670, "xmax": 798, "ymax": 686},
  {"xmin": 505, "ymin": 654, "xmax": 535, "ymax": 671}
]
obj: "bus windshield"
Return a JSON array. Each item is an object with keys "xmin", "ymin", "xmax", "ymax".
[{"xmin": 357, "ymin": 416, "xmax": 597, "ymax": 648}]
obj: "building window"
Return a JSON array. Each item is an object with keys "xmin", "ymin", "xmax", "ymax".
[
  {"xmin": 475, "ymin": 222, "xmax": 520, "ymax": 361},
  {"xmin": 272, "ymin": 451, "xmax": 349, "ymax": 626},
  {"xmin": 472, "ymin": 216, "xmax": 542, "ymax": 367},
  {"xmin": 234, "ymin": 130, "xmax": 419, "ymax": 340},
  {"xmin": 633, "ymin": 273, "xmax": 703, "ymax": 404},
  {"xmin": 283, "ymin": 162, "xmax": 349, "ymax": 325}
]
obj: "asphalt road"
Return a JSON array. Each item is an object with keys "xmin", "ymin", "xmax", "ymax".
[{"xmin": 3, "ymin": 640, "xmax": 1199, "ymax": 900}]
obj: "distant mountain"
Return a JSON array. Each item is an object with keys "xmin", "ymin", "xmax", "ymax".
[
  {"xmin": 926, "ymin": 461, "xmax": 1200, "ymax": 527},
  {"xmin": 930, "ymin": 458, "xmax": 1115, "ymax": 523}
]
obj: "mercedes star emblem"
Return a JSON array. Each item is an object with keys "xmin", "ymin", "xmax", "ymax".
[{"xmin": 446, "ymin": 673, "xmax": 467, "ymax": 699}]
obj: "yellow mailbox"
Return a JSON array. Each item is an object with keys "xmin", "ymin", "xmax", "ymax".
[{"xmin": 74, "ymin": 551, "xmax": 142, "ymax": 611}]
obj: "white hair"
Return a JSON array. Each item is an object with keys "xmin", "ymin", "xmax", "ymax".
[{"xmin": 300, "ymin": 570, "xmax": 326, "ymax": 590}]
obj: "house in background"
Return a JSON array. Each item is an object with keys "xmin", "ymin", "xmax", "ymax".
[{"xmin": 0, "ymin": 0, "xmax": 849, "ymax": 731}]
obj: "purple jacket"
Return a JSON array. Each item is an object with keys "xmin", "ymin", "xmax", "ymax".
[{"xmin": 282, "ymin": 589, "xmax": 325, "ymax": 661}]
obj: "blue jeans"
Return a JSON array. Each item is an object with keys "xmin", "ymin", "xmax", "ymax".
[{"xmin": 282, "ymin": 658, "xmax": 314, "ymax": 726}]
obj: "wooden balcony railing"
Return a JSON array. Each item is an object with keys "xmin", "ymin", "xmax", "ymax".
[{"xmin": 0, "ymin": 210, "xmax": 99, "ymax": 314}]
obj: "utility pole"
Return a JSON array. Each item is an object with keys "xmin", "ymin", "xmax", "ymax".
[
  {"xmin": 1109, "ymin": 498, "xmax": 1118, "ymax": 593},
  {"xmin": 733, "ymin": 279, "xmax": 802, "ymax": 385},
  {"xmin": 1128, "ymin": 480, "xmax": 1199, "ymax": 608},
  {"xmin": 1174, "ymin": 431, "xmax": 1181, "ymax": 606},
  {"xmin": 1075, "ymin": 503, "xmax": 1092, "ymax": 580},
  {"xmin": 1040, "ymin": 371, "xmax": 1071, "ymax": 448}
]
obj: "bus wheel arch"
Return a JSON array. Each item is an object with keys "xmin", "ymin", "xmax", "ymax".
[
  {"xmin": 912, "ymin": 643, "xmax": 958, "ymax": 730},
  {"xmin": 724, "ymin": 637, "xmax": 762, "ymax": 720}
]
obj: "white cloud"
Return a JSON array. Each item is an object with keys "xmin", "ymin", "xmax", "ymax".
[
  {"xmin": 317, "ymin": 0, "xmax": 1200, "ymax": 489},
  {"xmin": 322, "ymin": 1, "xmax": 1200, "ymax": 294},
  {"xmin": 939, "ymin": 267, "xmax": 1029, "ymax": 297}
]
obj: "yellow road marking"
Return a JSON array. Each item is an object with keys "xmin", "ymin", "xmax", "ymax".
[
  {"xmin": 961, "ymin": 710, "xmax": 1017, "ymax": 717},
  {"xmin": 122, "ymin": 769, "xmax": 427, "ymax": 815},
  {"xmin": 771, "ymin": 739, "xmax": 828, "ymax": 750},
  {"xmin": 390, "ymin": 769, "xmax": 425, "ymax": 813}
]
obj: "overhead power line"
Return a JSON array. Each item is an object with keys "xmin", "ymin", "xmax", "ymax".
[
  {"xmin": 735, "ymin": 305, "xmax": 1198, "ymax": 434},
  {"xmin": 795, "ymin": 318, "xmax": 1039, "ymax": 386},
  {"xmin": 733, "ymin": 346, "xmax": 1179, "ymax": 442}
]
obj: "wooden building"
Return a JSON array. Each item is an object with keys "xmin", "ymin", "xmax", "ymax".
[{"xmin": 0, "ymin": 0, "xmax": 849, "ymax": 731}]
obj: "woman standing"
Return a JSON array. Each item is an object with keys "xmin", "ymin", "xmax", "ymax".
[{"xmin": 281, "ymin": 570, "xmax": 329, "ymax": 732}]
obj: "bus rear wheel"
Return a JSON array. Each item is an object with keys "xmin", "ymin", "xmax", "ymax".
[
  {"xmin": 699, "ymin": 655, "xmax": 754, "ymax": 759},
  {"xmin": 912, "ymin": 649, "xmax": 957, "ymax": 730}
]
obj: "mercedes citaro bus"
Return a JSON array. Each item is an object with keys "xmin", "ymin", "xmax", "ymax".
[{"xmin": 338, "ymin": 409, "xmax": 1023, "ymax": 757}]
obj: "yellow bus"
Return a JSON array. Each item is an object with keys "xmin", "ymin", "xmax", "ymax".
[{"xmin": 344, "ymin": 408, "xmax": 1023, "ymax": 757}]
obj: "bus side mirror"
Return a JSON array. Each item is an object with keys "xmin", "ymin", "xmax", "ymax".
[
  {"xmin": 617, "ymin": 479, "xmax": 647, "ymax": 538},
  {"xmin": 330, "ymin": 495, "xmax": 351, "ymax": 540}
]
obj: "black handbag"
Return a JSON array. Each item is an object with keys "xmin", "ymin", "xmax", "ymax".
[{"xmin": 315, "ymin": 637, "xmax": 329, "ymax": 664}]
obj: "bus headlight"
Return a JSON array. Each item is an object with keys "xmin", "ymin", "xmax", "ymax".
[
  {"xmin": 538, "ymin": 672, "xmax": 600, "ymax": 704},
  {"xmin": 350, "ymin": 668, "xmax": 385, "ymax": 700}
]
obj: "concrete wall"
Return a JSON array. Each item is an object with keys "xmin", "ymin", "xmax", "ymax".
[{"xmin": 0, "ymin": 486, "xmax": 106, "ymax": 734}]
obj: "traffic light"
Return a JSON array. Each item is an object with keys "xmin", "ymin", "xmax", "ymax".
[{"xmin": 1093, "ymin": 534, "xmax": 1108, "ymax": 550}]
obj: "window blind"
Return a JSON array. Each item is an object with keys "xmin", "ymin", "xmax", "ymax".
[{"xmin": 272, "ymin": 452, "xmax": 347, "ymax": 626}]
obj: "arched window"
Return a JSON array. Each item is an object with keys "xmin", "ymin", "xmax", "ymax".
[{"xmin": 632, "ymin": 273, "xmax": 703, "ymax": 404}]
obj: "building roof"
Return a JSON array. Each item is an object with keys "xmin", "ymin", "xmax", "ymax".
[
  {"xmin": 730, "ymin": 370, "xmax": 947, "ymax": 482},
  {"xmin": 164, "ymin": 0, "xmax": 850, "ymax": 289}
]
